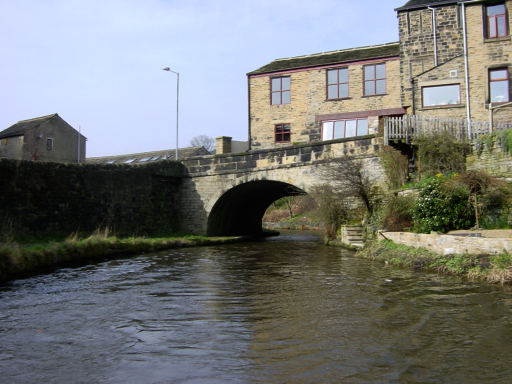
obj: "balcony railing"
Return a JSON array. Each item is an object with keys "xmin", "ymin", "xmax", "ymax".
[{"xmin": 384, "ymin": 115, "xmax": 512, "ymax": 145}]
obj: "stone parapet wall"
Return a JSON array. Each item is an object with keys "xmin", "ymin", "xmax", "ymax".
[
  {"xmin": 183, "ymin": 135, "xmax": 384, "ymax": 177},
  {"xmin": 380, "ymin": 231, "xmax": 512, "ymax": 255}
]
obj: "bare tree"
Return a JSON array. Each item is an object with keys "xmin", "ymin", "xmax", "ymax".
[
  {"xmin": 321, "ymin": 155, "xmax": 381, "ymax": 218},
  {"xmin": 190, "ymin": 135, "xmax": 215, "ymax": 152}
]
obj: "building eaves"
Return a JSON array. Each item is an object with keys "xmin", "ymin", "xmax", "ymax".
[
  {"xmin": 395, "ymin": 0, "xmax": 459, "ymax": 12},
  {"xmin": 0, "ymin": 113, "xmax": 58, "ymax": 139},
  {"xmin": 247, "ymin": 42, "xmax": 400, "ymax": 76}
]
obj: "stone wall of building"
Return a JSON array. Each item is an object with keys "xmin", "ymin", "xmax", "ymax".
[
  {"xmin": 0, "ymin": 159, "xmax": 184, "ymax": 239},
  {"xmin": 466, "ymin": 1, "xmax": 512, "ymax": 122},
  {"xmin": 0, "ymin": 136, "xmax": 24, "ymax": 160},
  {"xmin": 398, "ymin": 1, "xmax": 512, "ymax": 123},
  {"xmin": 399, "ymin": 4, "xmax": 464, "ymax": 109},
  {"xmin": 248, "ymin": 58, "xmax": 402, "ymax": 149}
]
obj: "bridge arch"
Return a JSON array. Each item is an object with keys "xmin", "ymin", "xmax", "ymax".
[{"xmin": 207, "ymin": 180, "xmax": 306, "ymax": 236}]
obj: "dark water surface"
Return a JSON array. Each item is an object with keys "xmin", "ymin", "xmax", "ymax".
[{"xmin": 1, "ymin": 232, "xmax": 512, "ymax": 383}]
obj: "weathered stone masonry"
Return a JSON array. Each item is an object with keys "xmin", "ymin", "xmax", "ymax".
[
  {"xmin": 0, "ymin": 159, "xmax": 184, "ymax": 238},
  {"xmin": 180, "ymin": 136, "xmax": 388, "ymax": 235}
]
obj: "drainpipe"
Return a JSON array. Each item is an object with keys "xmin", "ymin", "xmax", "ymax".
[
  {"xmin": 247, "ymin": 75, "xmax": 252, "ymax": 150},
  {"xmin": 428, "ymin": 7, "xmax": 438, "ymax": 67},
  {"xmin": 461, "ymin": 1, "xmax": 472, "ymax": 139}
]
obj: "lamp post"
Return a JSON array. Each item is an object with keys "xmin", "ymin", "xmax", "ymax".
[{"xmin": 162, "ymin": 66, "xmax": 179, "ymax": 160}]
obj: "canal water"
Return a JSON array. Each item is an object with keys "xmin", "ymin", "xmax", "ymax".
[{"xmin": 1, "ymin": 232, "xmax": 512, "ymax": 383}]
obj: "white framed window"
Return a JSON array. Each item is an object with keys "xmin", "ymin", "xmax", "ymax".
[
  {"xmin": 322, "ymin": 119, "xmax": 368, "ymax": 141},
  {"xmin": 422, "ymin": 84, "xmax": 460, "ymax": 107}
]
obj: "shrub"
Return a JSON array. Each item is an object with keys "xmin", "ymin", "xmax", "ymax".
[
  {"xmin": 413, "ymin": 175, "xmax": 474, "ymax": 233},
  {"xmin": 382, "ymin": 195, "xmax": 415, "ymax": 231},
  {"xmin": 379, "ymin": 146, "xmax": 409, "ymax": 189},
  {"xmin": 413, "ymin": 133, "xmax": 471, "ymax": 177}
]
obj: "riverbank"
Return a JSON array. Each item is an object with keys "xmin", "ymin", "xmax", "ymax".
[
  {"xmin": 0, "ymin": 234, "xmax": 245, "ymax": 283},
  {"xmin": 358, "ymin": 239, "xmax": 512, "ymax": 285}
]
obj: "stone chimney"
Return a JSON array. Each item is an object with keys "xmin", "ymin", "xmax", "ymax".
[{"xmin": 216, "ymin": 136, "xmax": 232, "ymax": 154}]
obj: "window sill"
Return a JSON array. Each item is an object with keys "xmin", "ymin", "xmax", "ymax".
[
  {"xmin": 420, "ymin": 104, "xmax": 465, "ymax": 110},
  {"xmin": 326, "ymin": 97, "xmax": 351, "ymax": 102},
  {"xmin": 484, "ymin": 36, "xmax": 511, "ymax": 43},
  {"xmin": 361, "ymin": 94, "xmax": 388, "ymax": 98}
]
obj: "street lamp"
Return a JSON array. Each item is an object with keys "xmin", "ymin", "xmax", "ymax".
[{"xmin": 162, "ymin": 66, "xmax": 179, "ymax": 160}]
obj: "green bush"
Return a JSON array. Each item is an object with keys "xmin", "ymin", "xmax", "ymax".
[
  {"xmin": 413, "ymin": 133, "xmax": 471, "ymax": 176},
  {"xmin": 382, "ymin": 195, "xmax": 415, "ymax": 231},
  {"xmin": 413, "ymin": 175, "xmax": 474, "ymax": 233}
]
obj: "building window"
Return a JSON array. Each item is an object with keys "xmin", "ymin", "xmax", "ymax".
[
  {"xmin": 489, "ymin": 68, "xmax": 510, "ymax": 103},
  {"xmin": 327, "ymin": 68, "xmax": 349, "ymax": 99},
  {"xmin": 46, "ymin": 138, "xmax": 54, "ymax": 151},
  {"xmin": 364, "ymin": 63, "xmax": 386, "ymax": 96},
  {"xmin": 321, "ymin": 119, "xmax": 368, "ymax": 141},
  {"xmin": 275, "ymin": 123, "xmax": 291, "ymax": 143},
  {"xmin": 271, "ymin": 76, "xmax": 291, "ymax": 105},
  {"xmin": 486, "ymin": 4, "xmax": 508, "ymax": 38},
  {"xmin": 422, "ymin": 84, "xmax": 461, "ymax": 107}
]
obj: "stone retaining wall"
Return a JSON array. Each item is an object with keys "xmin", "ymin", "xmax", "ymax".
[
  {"xmin": 0, "ymin": 159, "xmax": 185, "ymax": 238},
  {"xmin": 380, "ymin": 231, "xmax": 512, "ymax": 255}
]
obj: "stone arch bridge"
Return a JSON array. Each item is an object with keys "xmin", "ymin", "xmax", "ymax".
[{"xmin": 180, "ymin": 135, "xmax": 386, "ymax": 236}]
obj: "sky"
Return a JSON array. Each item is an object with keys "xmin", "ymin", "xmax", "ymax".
[{"xmin": 0, "ymin": 0, "xmax": 405, "ymax": 157}]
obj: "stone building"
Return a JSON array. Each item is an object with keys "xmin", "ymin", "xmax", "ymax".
[
  {"xmin": 397, "ymin": 0, "xmax": 511, "ymax": 123},
  {"xmin": 248, "ymin": 0, "xmax": 511, "ymax": 149},
  {"xmin": 247, "ymin": 43, "xmax": 405, "ymax": 149},
  {"xmin": 0, "ymin": 114, "xmax": 86, "ymax": 163}
]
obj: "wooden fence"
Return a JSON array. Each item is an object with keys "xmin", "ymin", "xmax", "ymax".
[{"xmin": 384, "ymin": 115, "xmax": 512, "ymax": 145}]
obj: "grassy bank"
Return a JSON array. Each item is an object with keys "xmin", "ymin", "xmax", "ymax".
[
  {"xmin": 357, "ymin": 239, "xmax": 512, "ymax": 285},
  {"xmin": 0, "ymin": 233, "xmax": 242, "ymax": 283}
]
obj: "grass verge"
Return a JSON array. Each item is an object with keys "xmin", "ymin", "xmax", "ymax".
[
  {"xmin": 357, "ymin": 239, "xmax": 512, "ymax": 285},
  {"xmin": 0, "ymin": 233, "xmax": 242, "ymax": 283}
]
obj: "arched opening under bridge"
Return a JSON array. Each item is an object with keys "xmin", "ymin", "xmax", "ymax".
[{"xmin": 207, "ymin": 180, "xmax": 306, "ymax": 236}]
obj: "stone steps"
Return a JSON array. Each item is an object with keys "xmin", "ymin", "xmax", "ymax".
[{"xmin": 340, "ymin": 225, "xmax": 365, "ymax": 248}]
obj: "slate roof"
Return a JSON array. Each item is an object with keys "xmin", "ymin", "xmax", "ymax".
[
  {"xmin": 86, "ymin": 146, "xmax": 211, "ymax": 165},
  {"xmin": 0, "ymin": 113, "xmax": 61, "ymax": 139},
  {"xmin": 395, "ymin": 0, "xmax": 458, "ymax": 12},
  {"xmin": 247, "ymin": 42, "xmax": 400, "ymax": 76}
]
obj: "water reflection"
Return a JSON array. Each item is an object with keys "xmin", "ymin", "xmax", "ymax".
[{"xmin": 1, "ymin": 232, "xmax": 512, "ymax": 383}]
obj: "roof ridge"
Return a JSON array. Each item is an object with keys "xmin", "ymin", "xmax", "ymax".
[
  {"xmin": 272, "ymin": 42, "xmax": 400, "ymax": 63},
  {"xmin": 17, "ymin": 113, "xmax": 58, "ymax": 124}
]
